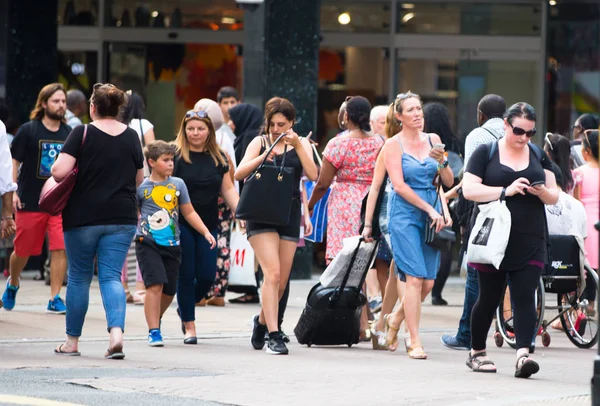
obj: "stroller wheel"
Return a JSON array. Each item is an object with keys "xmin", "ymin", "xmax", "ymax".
[
  {"xmin": 494, "ymin": 331, "xmax": 503, "ymax": 347},
  {"xmin": 542, "ymin": 331, "xmax": 551, "ymax": 347}
]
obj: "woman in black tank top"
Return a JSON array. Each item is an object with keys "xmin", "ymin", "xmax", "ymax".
[{"xmin": 234, "ymin": 97, "xmax": 318, "ymax": 355}]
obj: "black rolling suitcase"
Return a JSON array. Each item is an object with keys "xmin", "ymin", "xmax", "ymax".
[{"xmin": 294, "ymin": 237, "xmax": 379, "ymax": 347}]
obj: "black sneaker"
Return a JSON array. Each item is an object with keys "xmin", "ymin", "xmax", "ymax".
[
  {"xmin": 266, "ymin": 332, "xmax": 289, "ymax": 355},
  {"xmin": 266, "ymin": 329, "xmax": 290, "ymax": 343},
  {"xmin": 251, "ymin": 315, "xmax": 267, "ymax": 350}
]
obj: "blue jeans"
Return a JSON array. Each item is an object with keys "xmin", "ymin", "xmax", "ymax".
[
  {"xmin": 456, "ymin": 266, "xmax": 479, "ymax": 345},
  {"xmin": 64, "ymin": 224, "xmax": 136, "ymax": 337},
  {"xmin": 177, "ymin": 222, "xmax": 218, "ymax": 322}
]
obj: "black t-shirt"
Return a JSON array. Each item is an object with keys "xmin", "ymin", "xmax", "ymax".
[
  {"xmin": 61, "ymin": 124, "xmax": 144, "ymax": 230},
  {"xmin": 466, "ymin": 142, "xmax": 553, "ymax": 270},
  {"xmin": 10, "ymin": 120, "xmax": 71, "ymax": 211},
  {"xmin": 174, "ymin": 151, "xmax": 228, "ymax": 231}
]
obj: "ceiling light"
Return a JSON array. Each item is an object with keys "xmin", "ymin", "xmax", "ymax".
[
  {"xmin": 401, "ymin": 12, "xmax": 415, "ymax": 24},
  {"xmin": 401, "ymin": 3, "xmax": 415, "ymax": 9},
  {"xmin": 548, "ymin": 0, "xmax": 557, "ymax": 5},
  {"xmin": 221, "ymin": 17, "xmax": 236, "ymax": 24},
  {"xmin": 151, "ymin": 11, "xmax": 159, "ymax": 18},
  {"xmin": 338, "ymin": 12, "xmax": 351, "ymax": 25}
]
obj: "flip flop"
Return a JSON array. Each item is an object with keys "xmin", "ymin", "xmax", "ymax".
[
  {"xmin": 54, "ymin": 344, "xmax": 81, "ymax": 356},
  {"xmin": 105, "ymin": 346, "xmax": 125, "ymax": 360}
]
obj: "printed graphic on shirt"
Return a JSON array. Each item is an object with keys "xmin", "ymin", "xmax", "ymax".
[
  {"xmin": 38, "ymin": 140, "xmax": 64, "ymax": 178},
  {"xmin": 138, "ymin": 177, "xmax": 191, "ymax": 247}
]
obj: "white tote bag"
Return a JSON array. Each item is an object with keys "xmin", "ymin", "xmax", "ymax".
[
  {"xmin": 319, "ymin": 236, "xmax": 378, "ymax": 289},
  {"xmin": 228, "ymin": 221, "xmax": 256, "ymax": 287},
  {"xmin": 467, "ymin": 200, "xmax": 512, "ymax": 269}
]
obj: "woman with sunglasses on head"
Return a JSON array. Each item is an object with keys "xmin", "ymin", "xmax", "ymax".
[
  {"xmin": 235, "ymin": 97, "xmax": 317, "ymax": 355},
  {"xmin": 174, "ymin": 109, "xmax": 239, "ymax": 344},
  {"xmin": 573, "ymin": 129, "xmax": 599, "ymax": 315},
  {"xmin": 377, "ymin": 92, "xmax": 454, "ymax": 360},
  {"xmin": 462, "ymin": 102, "xmax": 558, "ymax": 377},
  {"xmin": 570, "ymin": 113, "xmax": 600, "ymax": 168}
]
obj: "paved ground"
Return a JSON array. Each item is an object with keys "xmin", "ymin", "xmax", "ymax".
[{"xmin": 0, "ymin": 271, "xmax": 595, "ymax": 406}]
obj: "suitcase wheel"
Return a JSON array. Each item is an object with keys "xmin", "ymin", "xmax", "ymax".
[{"xmin": 307, "ymin": 343, "xmax": 312, "ymax": 347}]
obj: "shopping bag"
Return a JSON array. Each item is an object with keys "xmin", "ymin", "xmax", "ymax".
[
  {"xmin": 467, "ymin": 199, "xmax": 511, "ymax": 269},
  {"xmin": 319, "ymin": 236, "xmax": 378, "ymax": 289},
  {"xmin": 228, "ymin": 221, "xmax": 256, "ymax": 287},
  {"xmin": 305, "ymin": 180, "xmax": 330, "ymax": 243}
]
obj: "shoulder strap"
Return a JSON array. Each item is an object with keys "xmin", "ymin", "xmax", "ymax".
[
  {"xmin": 76, "ymin": 125, "xmax": 88, "ymax": 166},
  {"xmin": 487, "ymin": 140, "xmax": 499, "ymax": 163},
  {"xmin": 482, "ymin": 127, "xmax": 501, "ymax": 140},
  {"xmin": 394, "ymin": 136, "xmax": 403, "ymax": 150},
  {"xmin": 139, "ymin": 119, "xmax": 145, "ymax": 147},
  {"xmin": 427, "ymin": 134, "xmax": 433, "ymax": 148},
  {"xmin": 528, "ymin": 142, "xmax": 543, "ymax": 162}
]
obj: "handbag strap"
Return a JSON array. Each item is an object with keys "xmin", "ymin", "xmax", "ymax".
[
  {"xmin": 138, "ymin": 119, "xmax": 145, "ymax": 147},
  {"xmin": 76, "ymin": 124, "xmax": 88, "ymax": 169},
  {"xmin": 250, "ymin": 133, "xmax": 288, "ymax": 177},
  {"xmin": 431, "ymin": 176, "xmax": 448, "ymax": 220}
]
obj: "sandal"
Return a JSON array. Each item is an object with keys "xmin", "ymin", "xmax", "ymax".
[
  {"xmin": 370, "ymin": 326, "xmax": 388, "ymax": 350},
  {"xmin": 466, "ymin": 351, "xmax": 496, "ymax": 372},
  {"xmin": 408, "ymin": 345, "xmax": 428, "ymax": 360},
  {"xmin": 383, "ymin": 315, "xmax": 399, "ymax": 352},
  {"xmin": 228, "ymin": 294, "xmax": 260, "ymax": 304},
  {"xmin": 404, "ymin": 332, "xmax": 411, "ymax": 353},
  {"xmin": 54, "ymin": 344, "xmax": 81, "ymax": 356},
  {"xmin": 105, "ymin": 345, "xmax": 125, "ymax": 360},
  {"xmin": 514, "ymin": 354, "xmax": 539, "ymax": 378}
]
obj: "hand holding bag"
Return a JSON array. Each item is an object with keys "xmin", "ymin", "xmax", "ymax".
[
  {"xmin": 467, "ymin": 195, "xmax": 512, "ymax": 269},
  {"xmin": 425, "ymin": 176, "xmax": 456, "ymax": 252},
  {"xmin": 39, "ymin": 125, "xmax": 87, "ymax": 216},
  {"xmin": 236, "ymin": 134, "xmax": 295, "ymax": 226}
]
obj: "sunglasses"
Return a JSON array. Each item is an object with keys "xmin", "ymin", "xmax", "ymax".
[
  {"xmin": 571, "ymin": 124, "xmax": 582, "ymax": 131},
  {"xmin": 509, "ymin": 122, "xmax": 536, "ymax": 138},
  {"xmin": 396, "ymin": 91, "xmax": 419, "ymax": 100},
  {"xmin": 185, "ymin": 110, "xmax": 209, "ymax": 119},
  {"xmin": 544, "ymin": 133, "xmax": 554, "ymax": 150}
]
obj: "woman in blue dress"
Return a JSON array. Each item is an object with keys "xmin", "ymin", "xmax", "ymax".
[{"xmin": 383, "ymin": 92, "xmax": 454, "ymax": 359}]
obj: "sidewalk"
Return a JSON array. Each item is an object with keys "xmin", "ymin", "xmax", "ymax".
[{"xmin": 0, "ymin": 272, "xmax": 594, "ymax": 406}]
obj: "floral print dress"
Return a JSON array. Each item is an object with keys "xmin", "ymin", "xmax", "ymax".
[{"xmin": 323, "ymin": 135, "xmax": 383, "ymax": 261}]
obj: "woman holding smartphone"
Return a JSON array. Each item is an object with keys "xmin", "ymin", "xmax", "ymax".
[{"xmin": 235, "ymin": 97, "xmax": 317, "ymax": 355}]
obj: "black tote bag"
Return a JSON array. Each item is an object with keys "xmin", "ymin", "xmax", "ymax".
[{"xmin": 236, "ymin": 134, "xmax": 295, "ymax": 226}]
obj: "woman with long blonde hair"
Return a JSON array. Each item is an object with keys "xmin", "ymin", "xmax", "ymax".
[{"xmin": 174, "ymin": 110, "xmax": 239, "ymax": 344}]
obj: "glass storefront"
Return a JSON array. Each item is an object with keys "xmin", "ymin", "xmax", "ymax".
[
  {"xmin": 56, "ymin": 0, "xmax": 600, "ymax": 143},
  {"xmin": 104, "ymin": 0, "xmax": 243, "ymax": 30}
]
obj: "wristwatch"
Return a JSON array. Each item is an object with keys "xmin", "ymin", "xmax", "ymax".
[{"xmin": 438, "ymin": 158, "xmax": 449, "ymax": 169}]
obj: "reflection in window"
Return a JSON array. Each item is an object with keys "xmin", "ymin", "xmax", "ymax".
[
  {"xmin": 104, "ymin": 0, "xmax": 243, "ymax": 30},
  {"xmin": 58, "ymin": 51, "xmax": 98, "ymax": 123},
  {"xmin": 397, "ymin": 3, "xmax": 541, "ymax": 36},
  {"xmin": 58, "ymin": 0, "xmax": 98, "ymax": 26},
  {"xmin": 321, "ymin": 1, "xmax": 390, "ymax": 33}
]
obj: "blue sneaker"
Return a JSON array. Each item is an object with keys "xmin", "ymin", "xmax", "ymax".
[
  {"xmin": 148, "ymin": 329, "xmax": 164, "ymax": 347},
  {"xmin": 46, "ymin": 295, "xmax": 66, "ymax": 314},
  {"xmin": 441, "ymin": 334, "xmax": 470, "ymax": 351},
  {"xmin": 2, "ymin": 279, "xmax": 19, "ymax": 311}
]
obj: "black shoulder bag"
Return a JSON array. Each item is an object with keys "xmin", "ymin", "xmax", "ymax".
[
  {"xmin": 236, "ymin": 133, "xmax": 295, "ymax": 225},
  {"xmin": 425, "ymin": 175, "xmax": 456, "ymax": 252}
]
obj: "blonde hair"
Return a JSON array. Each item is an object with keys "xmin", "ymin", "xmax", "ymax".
[
  {"xmin": 174, "ymin": 110, "xmax": 226, "ymax": 167},
  {"xmin": 385, "ymin": 104, "xmax": 402, "ymax": 138},
  {"xmin": 30, "ymin": 83, "xmax": 66, "ymax": 121}
]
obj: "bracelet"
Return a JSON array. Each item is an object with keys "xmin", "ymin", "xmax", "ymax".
[
  {"xmin": 1, "ymin": 216, "xmax": 13, "ymax": 220},
  {"xmin": 500, "ymin": 187, "xmax": 507, "ymax": 201},
  {"xmin": 364, "ymin": 225, "xmax": 372, "ymax": 228},
  {"xmin": 437, "ymin": 159, "xmax": 449, "ymax": 169}
]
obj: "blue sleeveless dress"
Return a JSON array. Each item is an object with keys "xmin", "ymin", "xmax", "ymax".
[{"xmin": 388, "ymin": 137, "xmax": 441, "ymax": 281}]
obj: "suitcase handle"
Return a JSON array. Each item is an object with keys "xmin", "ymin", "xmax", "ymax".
[{"xmin": 330, "ymin": 237, "xmax": 380, "ymax": 304}]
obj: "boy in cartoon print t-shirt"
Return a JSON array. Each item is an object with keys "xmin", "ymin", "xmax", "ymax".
[{"xmin": 135, "ymin": 140, "xmax": 216, "ymax": 347}]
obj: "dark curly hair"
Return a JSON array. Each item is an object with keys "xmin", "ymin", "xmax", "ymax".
[{"xmin": 423, "ymin": 102, "xmax": 462, "ymax": 155}]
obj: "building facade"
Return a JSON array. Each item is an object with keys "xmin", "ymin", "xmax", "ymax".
[{"xmin": 0, "ymin": 0, "xmax": 598, "ymax": 143}]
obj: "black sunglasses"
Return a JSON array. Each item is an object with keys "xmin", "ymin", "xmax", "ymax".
[
  {"xmin": 185, "ymin": 110, "xmax": 209, "ymax": 119},
  {"xmin": 509, "ymin": 122, "xmax": 536, "ymax": 138}
]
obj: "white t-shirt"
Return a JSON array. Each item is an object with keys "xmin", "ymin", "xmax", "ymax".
[
  {"xmin": 546, "ymin": 191, "xmax": 587, "ymax": 238},
  {"xmin": 216, "ymin": 127, "xmax": 238, "ymax": 192},
  {"xmin": 129, "ymin": 118, "xmax": 154, "ymax": 143},
  {"xmin": 219, "ymin": 123, "xmax": 236, "ymax": 145},
  {"xmin": 0, "ymin": 119, "xmax": 17, "ymax": 195}
]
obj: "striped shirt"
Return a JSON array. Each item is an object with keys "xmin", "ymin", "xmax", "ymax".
[{"xmin": 463, "ymin": 118, "xmax": 505, "ymax": 168}]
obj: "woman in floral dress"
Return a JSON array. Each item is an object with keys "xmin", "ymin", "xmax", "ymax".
[{"xmin": 309, "ymin": 96, "xmax": 383, "ymax": 262}]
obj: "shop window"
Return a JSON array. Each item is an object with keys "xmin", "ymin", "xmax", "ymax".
[
  {"xmin": 104, "ymin": 0, "xmax": 243, "ymax": 30},
  {"xmin": 321, "ymin": 1, "xmax": 391, "ymax": 33},
  {"xmin": 58, "ymin": 0, "xmax": 98, "ymax": 26},
  {"xmin": 397, "ymin": 3, "xmax": 541, "ymax": 36}
]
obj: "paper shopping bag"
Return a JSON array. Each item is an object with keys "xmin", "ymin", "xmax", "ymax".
[{"xmin": 228, "ymin": 221, "xmax": 256, "ymax": 287}]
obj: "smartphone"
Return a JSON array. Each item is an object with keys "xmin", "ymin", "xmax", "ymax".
[
  {"xmin": 432, "ymin": 143, "xmax": 445, "ymax": 151},
  {"xmin": 529, "ymin": 180, "xmax": 545, "ymax": 187}
]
